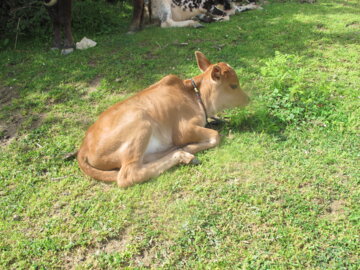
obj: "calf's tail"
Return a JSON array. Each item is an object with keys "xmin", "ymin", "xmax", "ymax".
[
  {"xmin": 44, "ymin": 0, "xmax": 58, "ymax": 7},
  {"xmin": 77, "ymin": 149, "xmax": 118, "ymax": 183}
]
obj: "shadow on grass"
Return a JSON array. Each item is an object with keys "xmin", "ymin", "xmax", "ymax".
[
  {"xmin": 240, "ymin": 113, "xmax": 286, "ymax": 137},
  {"xmin": 218, "ymin": 111, "xmax": 288, "ymax": 139},
  {"xmin": 0, "ymin": 0, "xmax": 358, "ymax": 142}
]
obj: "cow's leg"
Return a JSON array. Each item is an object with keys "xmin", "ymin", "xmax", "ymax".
[
  {"xmin": 62, "ymin": 0, "xmax": 74, "ymax": 48},
  {"xmin": 60, "ymin": 0, "xmax": 74, "ymax": 54},
  {"xmin": 128, "ymin": 0, "xmax": 144, "ymax": 32},
  {"xmin": 161, "ymin": 18, "xmax": 203, "ymax": 28},
  {"xmin": 224, "ymin": 5, "xmax": 236, "ymax": 16},
  {"xmin": 206, "ymin": 15, "xmax": 230, "ymax": 22},
  {"xmin": 207, "ymin": 6, "xmax": 231, "ymax": 21},
  {"xmin": 117, "ymin": 150, "xmax": 194, "ymax": 188},
  {"xmin": 234, "ymin": 3, "xmax": 260, "ymax": 14},
  {"xmin": 181, "ymin": 126, "xmax": 220, "ymax": 154},
  {"xmin": 208, "ymin": 6, "xmax": 227, "ymax": 17},
  {"xmin": 46, "ymin": 5, "xmax": 62, "ymax": 49},
  {"xmin": 52, "ymin": 20, "xmax": 62, "ymax": 49},
  {"xmin": 158, "ymin": 3, "xmax": 203, "ymax": 28}
]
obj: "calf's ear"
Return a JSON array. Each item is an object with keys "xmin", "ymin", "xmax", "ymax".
[
  {"xmin": 211, "ymin": 65, "xmax": 221, "ymax": 81},
  {"xmin": 195, "ymin": 51, "xmax": 211, "ymax": 72}
]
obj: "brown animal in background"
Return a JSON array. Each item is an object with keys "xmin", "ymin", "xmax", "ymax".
[
  {"xmin": 44, "ymin": 0, "xmax": 74, "ymax": 54},
  {"xmin": 77, "ymin": 51, "xmax": 250, "ymax": 188},
  {"xmin": 44, "ymin": 0, "xmax": 148, "ymax": 49}
]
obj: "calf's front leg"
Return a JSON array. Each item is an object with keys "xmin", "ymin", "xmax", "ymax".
[{"xmin": 181, "ymin": 126, "xmax": 220, "ymax": 154}]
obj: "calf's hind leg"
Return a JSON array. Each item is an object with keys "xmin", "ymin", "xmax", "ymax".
[{"xmin": 117, "ymin": 150, "xmax": 195, "ymax": 188}]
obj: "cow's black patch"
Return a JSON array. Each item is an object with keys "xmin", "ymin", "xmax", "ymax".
[
  {"xmin": 209, "ymin": 6, "xmax": 226, "ymax": 16},
  {"xmin": 173, "ymin": 0, "xmax": 201, "ymax": 10},
  {"xmin": 215, "ymin": 0, "xmax": 231, "ymax": 10},
  {"xmin": 172, "ymin": 0, "xmax": 229, "ymax": 16}
]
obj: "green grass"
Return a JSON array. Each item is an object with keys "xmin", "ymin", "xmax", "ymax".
[{"xmin": 0, "ymin": 0, "xmax": 359, "ymax": 268}]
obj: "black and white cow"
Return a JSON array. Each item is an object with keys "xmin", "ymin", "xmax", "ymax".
[{"xmin": 129, "ymin": 0, "xmax": 260, "ymax": 31}]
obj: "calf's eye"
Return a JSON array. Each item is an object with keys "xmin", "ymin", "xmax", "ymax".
[{"xmin": 230, "ymin": 84, "xmax": 238, "ymax": 89}]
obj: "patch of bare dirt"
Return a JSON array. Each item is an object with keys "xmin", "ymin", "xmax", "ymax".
[
  {"xmin": 225, "ymin": 161, "xmax": 264, "ymax": 185},
  {"xmin": 88, "ymin": 59, "xmax": 98, "ymax": 67},
  {"xmin": 0, "ymin": 86, "xmax": 21, "ymax": 145},
  {"xmin": 0, "ymin": 114, "xmax": 22, "ymax": 146},
  {"xmin": 144, "ymin": 52, "xmax": 158, "ymax": 60},
  {"xmin": 62, "ymin": 246, "xmax": 90, "ymax": 269},
  {"xmin": 316, "ymin": 23, "xmax": 327, "ymax": 31},
  {"xmin": 89, "ymin": 75, "xmax": 102, "ymax": 88},
  {"xmin": 133, "ymin": 241, "xmax": 160, "ymax": 268},
  {"xmin": 62, "ymin": 226, "xmax": 133, "ymax": 269},
  {"xmin": 299, "ymin": 0, "xmax": 316, "ymax": 3},
  {"xmin": 346, "ymin": 21, "xmax": 360, "ymax": 28},
  {"xmin": 100, "ymin": 230, "xmax": 131, "ymax": 253},
  {"xmin": 1, "ymin": 112, "xmax": 46, "ymax": 146},
  {"xmin": 132, "ymin": 239, "xmax": 175, "ymax": 268},
  {"xmin": 323, "ymin": 200, "xmax": 346, "ymax": 221},
  {"xmin": 0, "ymin": 85, "xmax": 46, "ymax": 146},
  {"xmin": 330, "ymin": 200, "xmax": 345, "ymax": 213},
  {"xmin": 87, "ymin": 75, "xmax": 102, "ymax": 95},
  {"xmin": 0, "ymin": 86, "xmax": 18, "ymax": 106},
  {"xmin": 328, "ymin": 200, "xmax": 345, "ymax": 214}
]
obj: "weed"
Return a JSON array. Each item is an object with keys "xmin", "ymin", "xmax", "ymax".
[{"xmin": 260, "ymin": 52, "xmax": 335, "ymax": 125}]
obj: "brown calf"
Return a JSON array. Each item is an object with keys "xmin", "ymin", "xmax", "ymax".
[{"xmin": 77, "ymin": 52, "xmax": 250, "ymax": 188}]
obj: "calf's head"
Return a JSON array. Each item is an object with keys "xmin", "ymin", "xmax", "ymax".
[{"xmin": 195, "ymin": 51, "xmax": 250, "ymax": 114}]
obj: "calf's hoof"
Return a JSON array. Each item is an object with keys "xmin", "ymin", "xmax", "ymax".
[
  {"xmin": 175, "ymin": 151, "xmax": 195, "ymax": 164},
  {"xmin": 117, "ymin": 178, "xmax": 134, "ymax": 188},
  {"xmin": 128, "ymin": 24, "xmax": 141, "ymax": 34},
  {"xmin": 193, "ymin": 23, "xmax": 204, "ymax": 29},
  {"xmin": 192, "ymin": 14, "xmax": 210, "ymax": 23},
  {"xmin": 61, "ymin": 48, "xmax": 74, "ymax": 55},
  {"xmin": 190, "ymin": 158, "xmax": 201, "ymax": 165}
]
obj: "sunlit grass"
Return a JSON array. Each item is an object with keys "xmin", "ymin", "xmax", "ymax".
[{"xmin": 0, "ymin": 0, "xmax": 359, "ymax": 268}]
